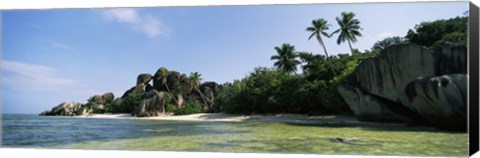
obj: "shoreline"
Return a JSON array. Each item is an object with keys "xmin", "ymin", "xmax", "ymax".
[{"xmin": 74, "ymin": 113, "xmax": 408, "ymax": 127}]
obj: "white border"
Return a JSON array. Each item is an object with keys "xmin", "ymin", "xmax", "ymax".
[{"xmin": 0, "ymin": 0, "xmax": 470, "ymax": 10}]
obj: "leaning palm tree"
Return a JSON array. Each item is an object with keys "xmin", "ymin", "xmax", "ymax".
[
  {"xmin": 271, "ymin": 43, "xmax": 301, "ymax": 75},
  {"xmin": 306, "ymin": 18, "xmax": 337, "ymax": 76},
  {"xmin": 188, "ymin": 72, "xmax": 213, "ymax": 105},
  {"xmin": 331, "ymin": 12, "xmax": 362, "ymax": 54}
]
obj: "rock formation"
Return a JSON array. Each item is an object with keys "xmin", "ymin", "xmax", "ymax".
[
  {"xmin": 40, "ymin": 66, "xmax": 221, "ymax": 117},
  {"xmin": 40, "ymin": 92, "xmax": 115, "ymax": 116},
  {"xmin": 132, "ymin": 90, "xmax": 167, "ymax": 117},
  {"xmin": 406, "ymin": 74, "xmax": 467, "ymax": 130},
  {"xmin": 39, "ymin": 102, "xmax": 85, "ymax": 116},
  {"xmin": 337, "ymin": 43, "xmax": 467, "ymax": 130},
  {"xmin": 137, "ymin": 73, "xmax": 153, "ymax": 85},
  {"xmin": 121, "ymin": 84, "xmax": 146, "ymax": 98}
]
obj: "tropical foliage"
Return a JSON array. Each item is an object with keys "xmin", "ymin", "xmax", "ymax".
[
  {"xmin": 174, "ymin": 100, "xmax": 203, "ymax": 115},
  {"xmin": 331, "ymin": 12, "xmax": 362, "ymax": 54},
  {"xmin": 371, "ymin": 36, "xmax": 407, "ymax": 50},
  {"xmin": 112, "ymin": 92, "xmax": 146, "ymax": 113},
  {"xmin": 189, "ymin": 72, "xmax": 202, "ymax": 88},
  {"xmin": 217, "ymin": 49, "xmax": 379, "ymax": 115},
  {"xmin": 306, "ymin": 18, "xmax": 337, "ymax": 76},
  {"xmin": 271, "ymin": 43, "xmax": 301, "ymax": 74},
  {"xmin": 406, "ymin": 16, "xmax": 467, "ymax": 48}
]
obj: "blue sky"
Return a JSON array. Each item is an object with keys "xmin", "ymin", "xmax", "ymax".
[{"xmin": 1, "ymin": 2, "xmax": 468, "ymax": 114}]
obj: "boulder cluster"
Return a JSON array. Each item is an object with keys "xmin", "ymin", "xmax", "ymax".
[
  {"xmin": 337, "ymin": 43, "xmax": 467, "ymax": 130},
  {"xmin": 40, "ymin": 67, "xmax": 221, "ymax": 117},
  {"xmin": 40, "ymin": 92, "xmax": 114, "ymax": 116}
]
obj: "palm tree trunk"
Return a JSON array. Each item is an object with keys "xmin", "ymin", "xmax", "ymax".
[
  {"xmin": 348, "ymin": 39, "xmax": 354, "ymax": 54},
  {"xmin": 195, "ymin": 87, "xmax": 213, "ymax": 103},
  {"xmin": 164, "ymin": 82, "xmax": 179, "ymax": 105},
  {"xmin": 316, "ymin": 34, "xmax": 338, "ymax": 76}
]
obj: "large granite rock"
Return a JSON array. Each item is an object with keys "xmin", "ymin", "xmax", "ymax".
[
  {"xmin": 137, "ymin": 73, "xmax": 153, "ymax": 85},
  {"xmin": 153, "ymin": 67, "xmax": 170, "ymax": 92},
  {"xmin": 437, "ymin": 44, "xmax": 467, "ymax": 75},
  {"xmin": 343, "ymin": 43, "xmax": 437, "ymax": 112},
  {"xmin": 88, "ymin": 92, "xmax": 115, "ymax": 111},
  {"xmin": 201, "ymin": 82, "xmax": 221, "ymax": 95},
  {"xmin": 121, "ymin": 83, "xmax": 146, "ymax": 98},
  {"xmin": 132, "ymin": 90, "xmax": 167, "ymax": 117},
  {"xmin": 39, "ymin": 102, "xmax": 84, "ymax": 116},
  {"xmin": 102, "ymin": 92, "xmax": 115, "ymax": 103},
  {"xmin": 337, "ymin": 84, "xmax": 413, "ymax": 122},
  {"xmin": 190, "ymin": 83, "xmax": 219, "ymax": 113},
  {"xmin": 406, "ymin": 74, "xmax": 467, "ymax": 130},
  {"xmin": 337, "ymin": 43, "xmax": 467, "ymax": 129}
]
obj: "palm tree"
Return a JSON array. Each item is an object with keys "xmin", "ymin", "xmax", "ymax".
[
  {"xmin": 306, "ymin": 18, "xmax": 337, "ymax": 76},
  {"xmin": 271, "ymin": 43, "xmax": 301, "ymax": 75},
  {"xmin": 331, "ymin": 12, "xmax": 362, "ymax": 54},
  {"xmin": 188, "ymin": 72, "xmax": 213, "ymax": 105},
  {"xmin": 188, "ymin": 72, "xmax": 202, "ymax": 88}
]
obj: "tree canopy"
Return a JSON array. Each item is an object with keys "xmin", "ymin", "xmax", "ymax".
[
  {"xmin": 331, "ymin": 12, "xmax": 362, "ymax": 54},
  {"xmin": 271, "ymin": 43, "xmax": 301, "ymax": 74}
]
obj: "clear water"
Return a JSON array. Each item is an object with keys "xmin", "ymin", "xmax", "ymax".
[{"xmin": 1, "ymin": 114, "xmax": 468, "ymax": 156}]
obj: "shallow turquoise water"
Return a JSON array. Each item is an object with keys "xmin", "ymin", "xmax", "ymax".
[{"xmin": 1, "ymin": 114, "xmax": 468, "ymax": 156}]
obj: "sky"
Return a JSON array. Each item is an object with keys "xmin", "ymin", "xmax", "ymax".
[{"xmin": 1, "ymin": 2, "xmax": 468, "ymax": 114}]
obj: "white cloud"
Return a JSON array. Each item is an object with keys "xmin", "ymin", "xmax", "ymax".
[
  {"xmin": 377, "ymin": 32, "xmax": 399, "ymax": 39},
  {"xmin": 50, "ymin": 41, "xmax": 73, "ymax": 50},
  {"xmin": 1, "ymin": 59, "xmax": 98, "ymax": 95},
  {"xmin": 103, "ymin": 8, "xmax": 140, "ymax": 23},
  {"xmin": 102, "ymin": 8, "xmax": 163, "ymax": 37}
]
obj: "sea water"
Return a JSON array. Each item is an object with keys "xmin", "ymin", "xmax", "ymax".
[{"xmin": 1, "ymin": 114, "xmax": 468, "ymax": 156}]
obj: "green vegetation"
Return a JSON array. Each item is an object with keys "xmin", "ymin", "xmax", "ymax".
[
  {"xmin": 59, "ymin": 120, "xmax": 468, "ymax": 156},
  {"xmin": 306, "ymin": 18, "xmax": 337, "ymax": 76},
  {"xmin": 217, "ymin": 49, "xmax": 378, "ymax": 115},
  {"xmin": 371, "ymin": 36, "xmax": 407, "ymax": 50},
  {"xmin": 174, "ymin": 100, "xmax": 203, "ymax": 115},
  {"xmin": 189, "ymin": 72, "xmax": 202, "ymax": 88},
  {"xmin": 331, "ymin": 12, "xmax": 363, "ymax": 54},
  {"xmin": 112, "ymin": 92, "xmax": 146, "ymax": 113},
  {"xmin": 406, "ymin": 16, "xmax": 467, "ymax": 49},
  {"xmin": 217, "ymin": 12, "xmax": 370, "ymax": 115},
  {"xmin": 271, "ymin": 43, "xmax": 301, "ymax": 75}
]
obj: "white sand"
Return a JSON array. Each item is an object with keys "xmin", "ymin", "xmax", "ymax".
[{"xmin": 75, "ymin": 113, "xmax": 403, "ymax": 126}]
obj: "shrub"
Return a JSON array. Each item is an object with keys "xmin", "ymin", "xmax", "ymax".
[
  {"xmin": 174, "ymin": 100, "xmax": 203, "ymax": 115},
  {"xmin": 112, "ymin": 92, "xmax": 145, "ymax": 113},
  {"xmin": 166, "ymin": 103, "xmax": 177, "ymax": 113}
]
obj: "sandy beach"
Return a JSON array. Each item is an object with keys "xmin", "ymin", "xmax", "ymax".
[{"xmin": 75, "ymin": 113, "xmax": 405, "ymax": 126}]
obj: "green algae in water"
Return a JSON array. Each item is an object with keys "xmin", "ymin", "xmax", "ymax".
[
  {"xmin": 59, "ymin": 121, "xmax": 467, "ymax": 156},
  {"xmin": 2, "ymin": 114, "xmax": 467, "ymax": 156}
]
